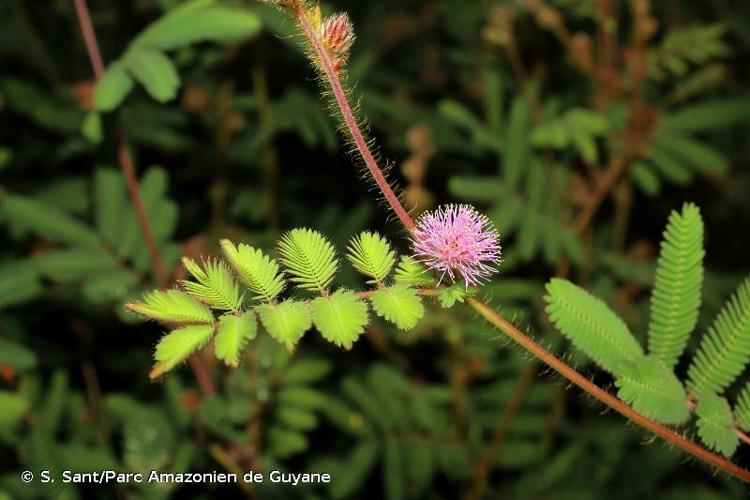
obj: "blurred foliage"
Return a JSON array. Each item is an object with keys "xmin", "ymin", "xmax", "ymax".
[{"xmin": 1, "ymin": 0, "xmax": 750, "ymax": 499}]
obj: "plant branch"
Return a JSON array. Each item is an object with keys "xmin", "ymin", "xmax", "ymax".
[
  {"xmin": 294, "ymin": 9, "xmax": 416, "ymax": 232},
  {"xmin": 467, "ymin": 296, "xmax": 750, "ymax": 484},
  {"xmin": 288, "ymin": 0, "xmax": 750, "ymax": 484},
  {"xmin": 72, "ymin": 0, "xmax": 215, "ymax": 397}
]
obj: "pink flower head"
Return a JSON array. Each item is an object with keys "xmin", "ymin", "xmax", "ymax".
[{"xmin": 411, "ymin": 204, "xmax": 502, "ymax": 287}]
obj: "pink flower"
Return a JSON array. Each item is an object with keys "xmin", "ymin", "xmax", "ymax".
[{"xmin": 411, "ymin": 204, "xmax": 502, "ymax": 287}]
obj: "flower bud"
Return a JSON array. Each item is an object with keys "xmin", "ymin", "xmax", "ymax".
[{"xmin": 321, "ymin": 12, "xmax": 355, "ymax": 71}]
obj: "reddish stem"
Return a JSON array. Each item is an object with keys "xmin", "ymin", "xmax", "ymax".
[
  {"xmin": 467, "ymin": 297, "xmax": 750, "ymax": 484},
  {"xmin": 72, "ymin": 0, "xmax": 215, "ymax": 396},
  {"xmin": 295, "ymin": 11, "xmax": 416, "ymax": 232},
  {"xmin": 293, "ymin": 2, "xmax": 750, "ymax": 483}
]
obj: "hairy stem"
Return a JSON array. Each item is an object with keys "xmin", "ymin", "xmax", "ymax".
[
  {"xmin": 290, "ymin": 3, "xmax": 750, "ymax": 482},
  {"xmin": 295, "ymin": 10, "xmax": 416, "ymax": 232},
  {"xmin": 72, "ymin": 0, "xmax": 215, "ymax": 397},
  {"xmin": 467, "ymin": 297, "xmax": 750, "ymax": 483}
]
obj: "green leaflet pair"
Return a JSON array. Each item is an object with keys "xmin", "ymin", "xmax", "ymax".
[
  {"xmin": 545, "ymin": 203, "xmax": 750, "ymax": 456},
  {"xmin": 127, "ymin": 229, "xmax": 430, "ymax": 378}
]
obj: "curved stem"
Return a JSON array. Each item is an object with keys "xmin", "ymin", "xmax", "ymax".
[
  {"xmin": 72, "ymin": 0, "xmax": 215, "ymax": 397},
  {"xmin": 295, "ymin": 10, "xmax": 416, "ymax": 232},
  {"xmin": 467, "ymin": 297, "xmax": 750, "ymax": 483},
  {"xmin": 282, "ymin": 1, "xmax": 750, "ymax": 484}
]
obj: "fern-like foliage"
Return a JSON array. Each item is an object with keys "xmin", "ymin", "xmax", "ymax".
[
  {"xmin": 125, "ymin": 289, "xmax": 213, "ymax": 325},
  {"xmin": 257, "ymin": 301, "xmax": 312, "ymax": 352},
  {"xmin": 346, "ymin": 231, "xmax": 396, "ymax": 284},
  {"xmin": 545, "ymin": 204, "xmax": 750, "ymax": 456},
  {"xmin": 180, "ymin": 257, "xmax": 242, "ymax": 311},
  {"xmin": 394, "ymin": 256, "xmax": 435, "ymax": 287},
  {"xmin": 614, "ymin": 357, "xmax": 689, "ymax": 424},
  {"xmin": 151, "ymin": 325, "xmax": 215, "ymax": 378},
  {"xmin": 278, "ymin": 228, "xmax": 339, "ymax": 292},
  {"xmin": 647, "ymin": 203, "xmax": 704, "ymax": 368},
  {"xmin": 370, "ymin": 284, "xmax": 424, "ymax": 330},
  {"xmin": 735, "ymin": 383, "xmax": 750, "ymax": 431},
  {"xmin": 687, "ymin": 276, "xmax": 750, "ymax": 396},
  {"xmin": 220, "ymin": 240, "xmax": 285, "ymax": 301},
  {"xmin": 312, "ymin": 290, "xmax": 369, "ymax": 349},
  {"xmin": 545, "ymin": 278, "xmax": 644, "ymax": 375},
  {"xmin": 130, "ymin": 228, "xmax": 428, "ymax": 375},
  {"xmin": 695, "ymin": 393, "xmax": 739, "ymax": 457},
  {"xmin": 214, "ymin": 312, "xmax": 257, "ymax": 367}
]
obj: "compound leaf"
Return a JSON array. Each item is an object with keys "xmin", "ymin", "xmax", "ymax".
[
  {"xmin": 94, "ymin": 62, "xmax": 134, "ymax": 112},
  {"xmin": 687, "ymin": 276, "xmax": 750, "ymax": 396},
  {"xmin": 312, "ymin": 290, "xmax": 368, "ymax": 349},
  {"xmin": 736, "ymin": 383, "xmax": 750, "ymax": 431},
  {"xmin": 545, "ymin": 278, "xmax": 644, "ymax": 376},
  {"xmin": 278, "ymin": 228, "xmax": 338, "ymax": 292},
  {"xmin": 125, "ymin": 289, "xmax": 213, "ymax": 325},
  {"xmin": 220, "ymin": 240, "xmax": 285, "ymax": 301},
  {"xmin": 346, "ymin": 231, "xmax": 396, "ymax": 283},
  {"xmin": 394, "ymin": 256, "xmax": 434, "ymax": 287},
  {"xmin": 615, "ymin": 357, "xmax": 690, "ymax": 424},
  {"xmin": 695, "ymin": 393, "xmax": 739, "ymax": 457},
  {"xmin": 647, "ymin": 203, "xmax": 704, "ymax": 368},
  {"xmin": 151, "ymin": 324, "xmax": 215, "ymax": 378},
  {"xmin": 214, "ymin": 312, "xmax": 257, "ymax": 367},
  {"xmin": 134, "ymin": 1, "xmax": 262, "ymax": 50},
  {"xmin": 256, "ymin": 300, "xmax": 312, "ymax": 351},
  {"xmin": 124, "ymin": 47, "xmax": 180, "ymax": 103},
  {"xmin": 370, "ymin": 285, "xmax": 424, "ymax": 330},
  {"xmin": 180, "ymin": 257, "xmax": 242, "ymax": 311}
]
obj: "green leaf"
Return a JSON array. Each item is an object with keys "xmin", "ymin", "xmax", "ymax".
[
  {"xmin": 346, "ymin": 231, "xmax": 396, "ymax": 283},
  {"xmin": 312, "ymin": 290, "xmax": 369, "ymax": 349},
  {"xmin": 735, "ymin": 382, "xmax": 750, "ymax": 431},
  {"xmin": 34, "ymin": 248, "xmax": 117, "ymax": 282},
  {"xmin": 0, "ymin": 391, "xmax": 29, "ymax": 431},
  {"xmin": 94, "ymin": 62, "xmax": 134, "ymax": 111},
  {"xmin": 220, "ymin": 239, "xmax": 285, "ymax": 301},
  {"xmin": 370, "ymin": 284, "xmax": 424, "ymax": 330},
  {"xmin": 125, "ymin": 289, "xmax": 214, "ymax": 325},
  {"xmin": 438, "ymin": 283, "xmax": 476, "ymax": 309},
  {"xmin": 2, "ymin": 194, "xmax": 100, "ymax": 248},
  {"xmin": 695, "ymin": 393, "xmax": 739, "ymax": 457},
  {"xmin": 545, "ymin": 278, "xmax": 644, "ymax": 375},
  {"xmin": 653, "ymin": 132, "xmax": 728, "ymax": 175},
  {"xmin": 181, "ymin": 257, "xmax": 242, "ymax": 311},
  {"xmin": 384, "ymin": 438, "xmax": 405, "ymax": 500},
  {"xmin": 647, "ymin": 203, "xmax": 704, "ymax": 368},
  {"xmin": 81, "ymin": 112, "xmax": 102, "ymax": 144},
  {"xmin": 134, "ymin": 1, "xmax": 262, "ymax": 51},
  {"xmin": 268, "ymin": 426, "xmax": 308, "ymax": 458},
  {"xmin": 124, "ymin": 47, "xmax": 180, "ymax": 103},
  {"xmin": 277, "ymin": 407, "xmax": 318, "ymax": 431},
  {"xmin": 630, "ymin": 162, "xmax": 661, "ymax": 196},
  {"xmin": 151, "ymin": 324, "xmax": 215, "ymax": 378},
  {"xmin": 614, "ymin": 357, "xmax": 690, "ymax": 424},
  {"xmin": 94, "ymin": 169, "xmax": 127, "ymax": 247},
  {"xmin": 329, "ymin": 440, "xmax": 378, "ymax": 499},
  {"xmin": 256, "ymin": 300, "xmax": 312, "ymax": 351},
  {"xmin": 0, "ymin": 261, "xmax": 42, "ymax": 307},
  {"xmin": 214, "ymin": 312, "xmax": 257, "ymax": 367},
  {"xmin": 660, "ymin": 97, "xmax": 750, "ymax": 132},
  {"xmin": 687, "ymin": 276, "xmax": 750, "ymax": 396},
  {"xmin": 283, "ymin": 358, "xmax": 332, "ymax": 384},
  {"xmin": 278, "ymin": 228, "xmax": 339, "ymax": 292},
  {"xmin": 394, "ymin": 256, "xmax": 434, "ymax": 287}
]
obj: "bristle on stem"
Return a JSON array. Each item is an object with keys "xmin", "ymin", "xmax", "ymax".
[{"xmin": 294, "ymin": 8, "xmax": 416, "ymax": 232}]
